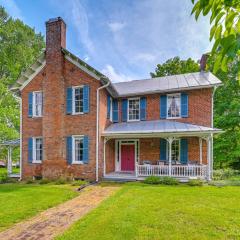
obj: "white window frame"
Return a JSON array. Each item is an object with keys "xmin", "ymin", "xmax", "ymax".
[
  {"xmin": 109, "ymin": 97, "xmax": 113, "ymax": 122},
  {"xmin": 72, "ymin": 86, "xmax": 84, "ymax": 115},
  {"xmin": 32, "ymin": 91, "xmax": 43, "ymax": 117},
  {"xmin": 32, "ymin": 137, "xmax": 43, "ymax": 163},
  {"xmin": 72, "ymin": 135, "xmax": 84, "ymax": 164},
  {"xmin": 167, "ymin": 93, "xmax": 181, "ymax": 119},
  {"xmin": 167, "ymin": 139, "xmax": 180, "ymax": 163},
  {"xmin": 127, "ymin": 97, "xmax": 140, "ymax": 122}
]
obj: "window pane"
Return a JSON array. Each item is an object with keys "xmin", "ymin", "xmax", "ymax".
[
  {"xmin": 34, "ymin": 92, "xmax": 42, "ymax": 116},
  {"xmin": 167, "ymin": 95, "xmax": 180, "ymax": 118},
  {"xmin": 128, "ymin": 99, "xmax": 140, "ymax": 120},
  {"xmin": 75, "ymin": 88, "xmax": 83, "ymax": 113},
  {"xmin": 167, "ymin": 139, "xmax": 180, "ymax": 162},
  {"xmin": 75, "ymin": 138, "xmax": 83, "ymax": 162},
  {"xmin": 35, "ymin": 138, "xmax": 43, "ymax": 161}
]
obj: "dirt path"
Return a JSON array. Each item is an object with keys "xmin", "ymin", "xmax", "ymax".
[{"xmin": 0, "ymin": 185, "xmax": 119, "ymax": 240}]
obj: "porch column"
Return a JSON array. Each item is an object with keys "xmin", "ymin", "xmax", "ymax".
[
  {"xmin": 206, "ymin": 135, "xmax": 212, "ymax": 181},
  {"xmin": 199, "ymin": 137, "xmax": 203, "ymax": 165},
  {"xmin": 103, "ymin": 138, "xmax": 107, "ymax": 177},
  {"xmin": 167, "ymin": 137, "xmax": 173, "ymax": 176},
  {"xmin": 7, "ymin": 146, "xmax": 12, "ymax": 175}
]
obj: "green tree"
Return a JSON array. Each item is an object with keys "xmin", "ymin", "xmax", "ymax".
[
  {"xmin": 191, "ymin": 0, "xmax": 240, "ymax": 78},
  {"xmin": 150, "ymin": 57, "xmax": 199, "ymax": 78},
  {"xmin": 0, "ymin": 6, "xmax": 44, "ymax": 161},
  {"xmin": 212, "ymin": 58, "xmax": 240, "ymax": 169}
]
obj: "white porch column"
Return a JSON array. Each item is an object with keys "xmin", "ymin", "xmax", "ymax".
[
  {"xmin": 103, "ymin": 138, "xmax": 107, "ymax": 177},
  {"xmin": 206, "ymin": 136, "xmax": 212, "ymax": 181},
  {"xmin": 199, "ymin": 137, "xmax": 203, "ymax": 165},
  {"xmin": 7, "ymin": 146, "xmax": 12, "ymax": 175},
  {"xmin": 167, "ymin": 137, "xmax": 173, "ymax": 176}
]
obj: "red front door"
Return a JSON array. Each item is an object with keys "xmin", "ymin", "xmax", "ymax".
[{"xmin": 121, "ymin": 144, "xmax": 135, "ymax": 171}]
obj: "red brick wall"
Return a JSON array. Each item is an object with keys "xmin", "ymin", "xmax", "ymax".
[{"xmin": 117, "ymin": 88, "xmax": 212, "ymax": 127}]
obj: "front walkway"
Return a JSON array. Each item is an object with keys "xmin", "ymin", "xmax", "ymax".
[{"xmin": 0, "ymin": 185, "xmax": 119, "ymax": 240}]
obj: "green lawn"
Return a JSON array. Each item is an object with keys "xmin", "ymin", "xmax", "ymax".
[
  {"xmin": 57, "ymin": 183, "xmax": 240, "ymax": 240},
  {"xmin": 0, "ymin": 183, "xmax": 78, "ymax": 231}
]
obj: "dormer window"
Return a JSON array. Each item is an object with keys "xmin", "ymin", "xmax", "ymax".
[
  {"xmin": 167, "ymin": 94, "xmax": 181, "ymax": 119},
  {"xmin": 128, "ymin": 98, "xmax": 140, "ymax": 121}
]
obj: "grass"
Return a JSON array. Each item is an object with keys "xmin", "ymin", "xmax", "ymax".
[
  {"xmin": 57, "ymin": 183, "xmax": 240, "ymax": 240},
  {"xmin": 0, "ymin": 183, "xmax": 78, "ymax": 231}
]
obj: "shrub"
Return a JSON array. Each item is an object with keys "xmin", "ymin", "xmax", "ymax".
[
  {"xmin": 213, "ymin": 169, "xmax": 239, "ymax": 180},
  {"xmin": 160, "ymin": 176, "xmax": 179, "ymax": 185},
  {"xmin": 71, "ymin": 180, "xmax": 88, "ymax": 186},
  {"xmin": 39, "ymin": 178, "xmax": 51, "ymax": 184},
  {"xmin": 26, "ymin": 178, "xmax": 35, "ymax": 184},
  {"xmin": 55, "ymin": 178, "xmax": 68, "ymax": 185},
  {"xmin": 188, "ymin": 179, "xmax": 204, "ymax": 186},
  {"xmin": 143, "ymin": 176, "xmax": 161, "ymax": 184},
  {"xmin": 0, "ymin": 174, "xmax": 9, "ymax": 184}
]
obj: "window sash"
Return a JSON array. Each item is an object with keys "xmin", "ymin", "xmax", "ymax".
[
  {"xmin": 73, "ymin": 87, "xmax": 84, "ymax": 114},
  {"xmin": 33, "ymin": 137, "xmax": 43, "ymax": 162},
  {"xmin": 167, "ymin": 94, "xmax": 180, "ymax": 118},
  {"xmin": 128, "ymin": 98, "xmax": 140, "ymax": 121},
  {"xmin": 73, "ymin": 136, "xmax": 84, "ymax": 163},
  {"xmin": 33, "ymin": 92, "xmax": 42, "ymax": 117},
  {"xmin": 167, "ymin": 139, "xmax": 180, "ymax": 162}
]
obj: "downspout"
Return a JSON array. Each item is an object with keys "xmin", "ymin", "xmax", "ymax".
[
  {"xmin": 211, "ymin": 86, "xmax": 218, "ymax": 179},
  {"xmin": 96, "ymin": 79, "xmax": 110, "ymax": 182}
]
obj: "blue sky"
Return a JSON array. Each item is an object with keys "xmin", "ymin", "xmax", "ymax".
[{"xmin": 0, "ymin": 0, "xmax": 211, "ymax": 82}]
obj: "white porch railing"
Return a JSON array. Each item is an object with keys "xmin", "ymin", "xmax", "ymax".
[{"xmin": 137, "ymin": 164, "xmax": 207, "ymax": 178}]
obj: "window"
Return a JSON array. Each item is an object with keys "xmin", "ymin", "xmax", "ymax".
[
  {"xmin": 167, "ymin": 94, "xmax": 180, "ymax": 118},
  {"xmin": 73, "ymin": 87, "xmax": 83, "ymax": 114},
  {"xmin": 109, "ymin": 97, "xmax": 113, "ymax": 121},
  {"xmin": 33, "ymin": 92, "xmax": 43, "ymax": 117},
  {"xmin": 128, "ymin": 98, "xmax": 140, "ymax": 121},
  {"xmin": 73, "ymin": 136, "xmax": 84, "ymax": 163},
  {"xmin": 167, "ymin": 139, "xmax": 180, "ymax": 162},
  {"xmin": 33, "ymin": 137, "xmax": 43, "ymax": 162}
]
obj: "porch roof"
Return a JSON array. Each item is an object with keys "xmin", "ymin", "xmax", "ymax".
[{"xmin": 102, "ymin": 120, "xmax": 222, "ymax": 137}]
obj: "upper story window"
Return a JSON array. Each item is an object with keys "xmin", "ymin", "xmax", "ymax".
[
  {"xmin": 33, "ymin": 137, "xmax": 43, "ymax": 163},
  {"xmin": 33, "ymin": 91, "xmax": 43, "ymax": 117},
  {"xmin": 73, "ymin": 136, "xmax": 84, "ymax": 163},
  {"xmin": 128, "ymin": 98, "xmax": 140, "ymax": 121},
  {"xmin": 73, "ymin": 86, "xmax": 83, "ymax": 114},
  {"xmin": 167, "ymin": 94, "xmax": 180, "ymax": 119}
]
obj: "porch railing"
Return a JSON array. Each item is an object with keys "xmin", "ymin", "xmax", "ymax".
[{"xmin": 137, "ymin": 164, "xmax": 207, "ymax": 178}]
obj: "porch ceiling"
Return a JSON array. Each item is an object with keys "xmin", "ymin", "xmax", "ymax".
[{"xmin": 102, "ymin": 120, "xmax": 222, "ymax": 138}]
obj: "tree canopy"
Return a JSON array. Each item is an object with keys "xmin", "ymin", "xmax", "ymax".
[
  {"xmin": 0, "ymin": 6, "xmax": 44, "ymax": 160},
  {"xmin": 191, "ymin": 0, "xmax": 240, "ymax": 79},
  {"xmin": 150, "ymin": 57, "xmax": 199, "ymax": 78}
]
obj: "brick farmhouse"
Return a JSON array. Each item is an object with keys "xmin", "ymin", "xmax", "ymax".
[{"xmin": 14, "ymin": 17, "xmax": 222, "ymax": 181}]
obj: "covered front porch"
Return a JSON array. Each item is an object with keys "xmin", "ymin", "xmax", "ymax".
[{"xmin": 102, "ymin": 120, "xmax": 221, "ymax": 181}]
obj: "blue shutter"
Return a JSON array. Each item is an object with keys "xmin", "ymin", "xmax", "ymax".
[
  {"xmin": 181, "ymin": 93, "xmax": 188, "ymax": 117},
  {"xmin": 180, "ymin": 139, "xmax": 188, "ymax": 164},
  {"xmin": 160, "ymin": 95, "xmax": 167, "ymax": 119},
  {"xmin": 160, "ymin": 138, "xmax": 167, "ymax": 161},
  {"xmin": 107, "ymin": 95, "xmax": 111, "ymax": 119},
  {"xmin": 122, "ymin": 99, "xmax": 128, "ymax": 122},
  {"xmin": 66, "ymin": 87, "xmax": 72, "ymax": 114},
  {"xmin": 28, "ymin": 92, "xmax": 33, "ymax": 117},
  {"xmin": 83, "ymin": 85, "xmax": 90, "ymax": 113},
  {"xmin": 112, "ymin": 99, "xmax": 119, "ymax": 123},
  {"xmin": 140, "ymin": 97, "xmax": 146, "ymax": 121},
  {"xmin": 28, "ymin": 138, "xmax": 33, "ymax": 163},
  {"xmin": 83, "ymin": 136, "xmax": 89, "ymax": 164},
  {"xmin": 66, "ymin": 136, "xmax": 72, "ymax": 164}
]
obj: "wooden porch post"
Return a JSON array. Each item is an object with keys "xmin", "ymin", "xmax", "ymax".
[
  {"xmin": 167, "ymin": 137, "xmax": 173, "ymax": 176},
  {"xmin": 199, "ymin": 137, "xmax": 203, "ymax": 165},
  {"xmin": 207, "ymin": 136, "xmax": 212, "ymax": 181},
  {"xmin": 7, "ymin": 146, "xmax": 12, "ymax": 175}
]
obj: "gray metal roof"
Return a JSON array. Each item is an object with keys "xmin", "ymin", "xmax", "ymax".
[
  {"xmin": 0, "ymin": 139, "xmax": 20, "ymax": 146},
  {"xmin": 103, "ymin": 120, "xmax": 222, "ymax": 136},
  {"xmin": 112, "ymin": 72, "xmax": 222, "ymax": 97}
]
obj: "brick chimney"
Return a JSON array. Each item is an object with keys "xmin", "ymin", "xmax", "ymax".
[
  {"xmin": 42, "ymin": 17, "xmax": 67, "ymax": 179},
  {"xmin": 200, "ymin": 54, "xmax": 208, "ymax": 71}
]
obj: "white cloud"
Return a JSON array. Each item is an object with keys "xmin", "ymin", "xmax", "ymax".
[
  {"xmin": 134, "ymin": 53, "xmax": 157, "ymax": 63},
  {"xmin": 0, "ymin": 0, "xmax": 23, "ymax": 20},
  {"xmin": 108, "ymin": 22, "xmax": 126, "ymax": 32},
  {"xmin": 102, "ymin": 65, "xmax": 133, "ymax": 83}
]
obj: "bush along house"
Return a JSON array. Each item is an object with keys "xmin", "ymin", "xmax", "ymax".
[{"xmin": 13, "ymin": 17, "xmax": 222, "ymax": 182}]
